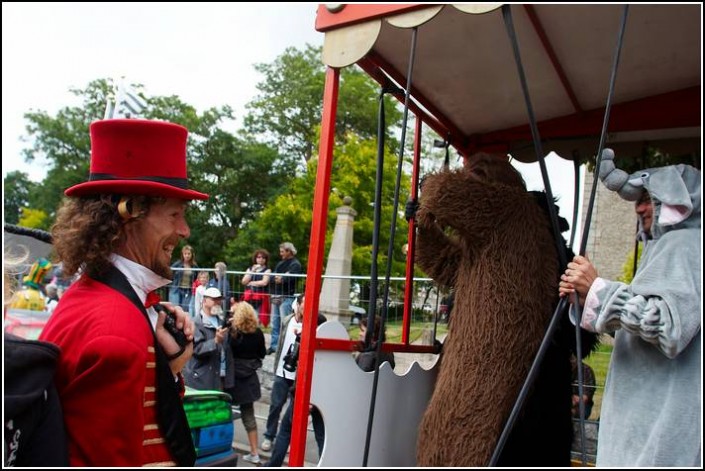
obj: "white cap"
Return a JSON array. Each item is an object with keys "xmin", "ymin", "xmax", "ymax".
[{"xmin": 203, "ymin": 287, "xmax": 222, "ymax": 299}]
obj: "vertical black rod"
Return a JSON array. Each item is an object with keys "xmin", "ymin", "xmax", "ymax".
[
  {"xmin": 578, "ymin": 5, "xmax": 629, "ymax": 255},
  {"xmin": 363, "ymin": 27, "xmax": 418, "ymax": 467},
  {"xmin": 571, "ymin": 6, "xmax": 629, "ymax": 463},
  {"xmin": 490, "ymin": 6, "xmax": 569, "ymax": 466},
  {"xmin": 568, "ymin": 157, "xmax": 581, "ymax": 250}
]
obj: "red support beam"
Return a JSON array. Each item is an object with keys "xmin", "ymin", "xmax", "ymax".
[
  {"xmin": 523, "ymin": 5, "xmax": 583, "ymax": 114},
  {"xmin": 402, "ymin": 117, "xmax": 423, "ymax": 345},
  {"xmin": 317, "ymin": 337, "xmax": 439, "ymax": 355},
  {"xmin": 289, "ymin": 66, "xmax": 340, "ymax": 467},
  {"xmin": 462, "ymin": 87, "xmax": 700, "ymax": 155}
]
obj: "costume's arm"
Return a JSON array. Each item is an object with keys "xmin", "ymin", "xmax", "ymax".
[
  {"xmin": 415, "ymin": 207, "xmax": 461, "ymax": 286},
  {"xmin": 581, "ymin": 278, "xmax": 697, "ymax": 359}
]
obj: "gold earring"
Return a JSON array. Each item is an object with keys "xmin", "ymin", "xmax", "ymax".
[{"xmin": 117, "ymin": 197, "xmax": 141, "ymax": 220}]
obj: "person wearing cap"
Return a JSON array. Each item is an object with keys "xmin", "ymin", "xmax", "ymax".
[
  {"xmin": 182, "ymin": 287, "xmax": 234, "ymax": 392},
  {"xmin": 39, "ymin": 119, "xmax": 205, "ymax": 466}
]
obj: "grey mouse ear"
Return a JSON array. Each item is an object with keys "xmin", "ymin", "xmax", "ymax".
[
  {"xmin": 646, "ymin": 166, "xmax": 694, "ymax": 226},
  {"xmin": 598, "ymin": 148, "xmax": 642, "ymax": 201}
]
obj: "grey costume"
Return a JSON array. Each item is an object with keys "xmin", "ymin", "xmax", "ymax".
[{"xmin": 582, "ymin": 152, "xmax": 701, "ymax": 466}]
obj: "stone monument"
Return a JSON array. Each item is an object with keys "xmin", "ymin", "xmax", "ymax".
[{"xmin": 319, "ymin": 196, "xmax": 357, "ymax": 324}]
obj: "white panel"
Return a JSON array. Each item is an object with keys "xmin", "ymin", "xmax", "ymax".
[
  {"xmin": 311, "ymin": 321, "xmax": 440, "ymax": 467},
  {"xmin": 452, "ymin": 4, "xmax": 503, "ymax": 15},
  {"xmin": 322, "ymin": 20, "xmax": 381, "ymax": 68},
  {"xmin": 386, "ymin": 6, "xmax": 444, "ymax": 29}
]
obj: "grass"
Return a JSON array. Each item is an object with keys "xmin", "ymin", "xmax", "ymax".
[
  {"xmin": 582, "ymin": 341, "xmax": 613, "ymax": 420},
  {"xmin": 262, "ymin": 319, "xmax": 449, "ymax": 345},
  {"xmin": 347, "ymin": 320, "xmax": 449, "ymax": 344}
]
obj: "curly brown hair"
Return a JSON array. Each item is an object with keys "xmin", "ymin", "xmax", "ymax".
[
  {"xmin": 51, "ymin": 195, "xmax": 161, "ymax": 277},
  {"xmin": 251, "ymin": 249, "xmax": 270, "ymax": 266}
]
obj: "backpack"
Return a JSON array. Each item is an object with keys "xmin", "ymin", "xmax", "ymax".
[{"xmin": 3, "ymin": 333, "xmax": 69, "ymax": 466}]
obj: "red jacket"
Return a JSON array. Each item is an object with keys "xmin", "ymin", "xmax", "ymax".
[{"xmin": 40, "ymin": 276, "xmax": 180, "ymax": 466}]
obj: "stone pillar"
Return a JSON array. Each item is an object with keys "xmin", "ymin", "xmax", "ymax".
[{"xmin": 319, "ymin": 197, "xmax": 357, "ymax": 324}]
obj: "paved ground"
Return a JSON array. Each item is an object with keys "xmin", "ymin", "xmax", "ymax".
[
  {"xmin": 230, "ymin": 328, "xmax": 444, "ymax": 467},
  {"xmin": 230, "ymin": 331, "xmax": 322, "ymax": 467},
  {"xmin": 231, "ymin": 400, "xmax": 320, "ymax": 467}
]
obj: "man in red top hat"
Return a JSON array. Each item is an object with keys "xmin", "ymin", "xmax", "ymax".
[{"xmin": 39, "ymin": 119, "xmax": 207, "ymax": 466}]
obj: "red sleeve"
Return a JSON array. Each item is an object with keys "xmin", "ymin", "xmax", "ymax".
[{"xmin": 61, "ymin": 336, "xmax": 148, "ymax": 466}]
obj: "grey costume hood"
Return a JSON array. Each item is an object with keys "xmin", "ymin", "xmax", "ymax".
[{"xmin": 598, "ymin": 148, "xmax": 701, "ymax": 238}]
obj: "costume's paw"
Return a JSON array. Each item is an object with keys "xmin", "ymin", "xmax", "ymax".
[{"xmin": 405, "ymin": 198, "xmax": 419, "ymax": 222}]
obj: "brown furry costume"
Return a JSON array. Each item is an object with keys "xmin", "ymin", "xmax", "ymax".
[{"xmin": 414, "ymin": 154, "xmax": 562, "ymax": 466}]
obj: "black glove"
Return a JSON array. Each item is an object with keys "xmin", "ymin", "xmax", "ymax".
[{"xmin": 405, "ymin": 199, "xmax": 419, "ymax": 222}]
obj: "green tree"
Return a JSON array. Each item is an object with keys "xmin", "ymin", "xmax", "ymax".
[
  {"xmin": 14, "ymin": 78, "xmax": 288, "ymax": 266},
  {"xmin": 224, "ymin": 134, "xmax": 412, "ymax": 282},
  {"xmin": 21, "ymin": 79, "xmax": 105, "ymax": 220},
  {"xmin": 3, "ymin": 171, "xmax": 36, "ymax": 224},
  {"xmin": 617, "ymin": 243, "xmax": 643, "ymax": 284},
  {"xmin": 17, "ymin": 208, "xmax": 49, "ymax": 230},
  {"xmin": 244, "ymin": 45, "xmax": 402, "ymax": 167}
]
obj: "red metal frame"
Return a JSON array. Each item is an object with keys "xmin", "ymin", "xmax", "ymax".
[
  {"xmin": 462, "ymin": 86, "xmax": 700, "ymax": 155},
  {"xmin": 402, "ymin": 117, "xmax": 423, "ymax": 345},
  {"xmin": 289, "ymin": 68, "xmax": 437, "ymax": 466},
  {"xmin": 358, "ymin": 48, "xmax": 699, "ymax": 158},
  {"xmin": 317, "ymin": 338, "xmax": 437, "ymax": 354},
  {"xmin": 523, "ymin": 5, "xmax": 583, "ymax": 114},
  {"xmin": 290, "ymin": 67, "xmax": 339, "ymax": 467}
]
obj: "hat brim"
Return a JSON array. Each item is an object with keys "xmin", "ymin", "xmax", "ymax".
[{"xmin": 65, "ymin": 180, "xmax": 208, "ymax": 201}]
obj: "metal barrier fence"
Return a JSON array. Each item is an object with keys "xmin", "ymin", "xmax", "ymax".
[{"xmin": 163, "ymin": 268, "xmax": 449, "ymax": 327}]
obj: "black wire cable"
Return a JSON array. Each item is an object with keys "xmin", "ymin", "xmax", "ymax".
[
  {"xmin": 4, "ymin": 224, "xmax": 53, "ymax": 244},
  {"xmin": 569, "ymin": 5, "xmax": 629, "ymax": 462},
  {"xmin": 490, "ymin": 5, "xmax": 628, "ymax": 466},
  {"xmin": 632, "ymin": 221, "xmax": 640, "ymax": 277},
  {"xmin": 568, "ymin": 156, "xmax": 581, "ymax": 250},
  {"xmin": 362, "ymin": 26, "xmax": 419, "ymax": 467}
]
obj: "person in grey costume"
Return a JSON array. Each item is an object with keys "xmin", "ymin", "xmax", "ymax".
[{"xmin": 560, "ymin": 148, "xmax": 701, "ymax": 467}]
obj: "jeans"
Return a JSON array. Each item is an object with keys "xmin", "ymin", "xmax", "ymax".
[
  {"xmin": 168, "ymin": 287, "xmax": 191, "ymax": 313},
  {"xmin": 264, "ymin": 376, "xmax": 293, "ymax": 440},
  {"xmin": 270, "ymin": 296, "xmax": 295, "ymax": 348},
  {"xmin": 267, "ymin": 392, "xmax": 325, "ymax": 467}
]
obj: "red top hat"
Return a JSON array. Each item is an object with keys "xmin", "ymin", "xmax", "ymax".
[{"xmin": 65, "ymin": 119, "xmax": 208, "ymax": 200}]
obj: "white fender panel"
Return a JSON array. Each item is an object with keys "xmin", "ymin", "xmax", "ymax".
[{"xmin": 312, "ymin": 320, "xmax": 440, "ymax": 466}]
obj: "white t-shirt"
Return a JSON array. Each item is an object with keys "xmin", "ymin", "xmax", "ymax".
[{"xmin": 275, "ymin": 316, "xmax": 302, "ymax": 380}]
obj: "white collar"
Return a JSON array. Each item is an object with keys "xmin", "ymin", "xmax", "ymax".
[{"xmin": 110, "ymin": 254, "xmax": 172, "ymax": 305}]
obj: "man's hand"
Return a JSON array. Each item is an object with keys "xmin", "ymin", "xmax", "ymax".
[
  {"xmin": 215, "ymin": 326, "xmax": 228, "ymax": 345},
  {"xmin": 156, "ymin": 303, "xmax": 194, "ymax": 375},
  {"xmin": 559, "ymin": 255, "xmax": 598, "ymax": 306}
]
